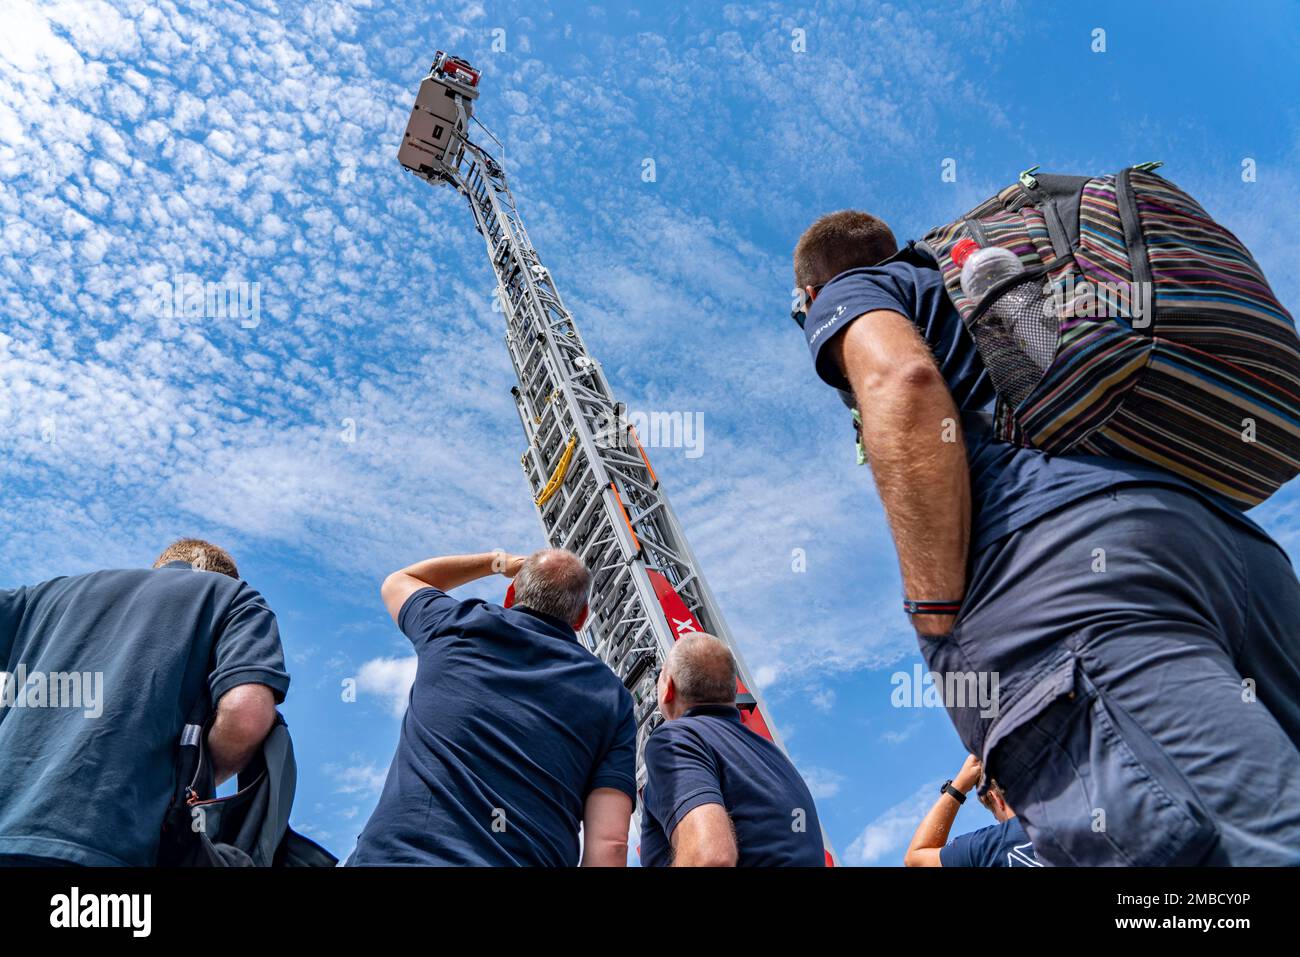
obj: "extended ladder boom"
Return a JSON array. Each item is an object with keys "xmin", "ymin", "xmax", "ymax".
[{"xmin": 398, "ymin": 52, "xmax": 835, "ymax": 864}]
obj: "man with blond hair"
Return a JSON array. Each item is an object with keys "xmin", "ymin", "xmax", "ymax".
[
  {"xmin": 347, "ymin": 547, "xmax": 636, "ymax": 866},
  {"xmin": 0, "ymin": 538, "xmax": 290, "ymax": 865}
]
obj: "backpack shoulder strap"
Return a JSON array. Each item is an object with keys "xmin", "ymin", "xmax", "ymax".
[{"xmin": 883, "ymin": 239, "xmax": 938, "ymax": 270}]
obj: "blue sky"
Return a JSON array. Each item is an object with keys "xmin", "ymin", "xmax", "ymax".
[{"xmin": 2, "ymin": 0, "xmax": 1298, "ymax": 865}]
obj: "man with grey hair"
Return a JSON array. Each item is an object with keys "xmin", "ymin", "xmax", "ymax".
[
  {"xmin": 347, "ymin": 547, "xmax": 636, "ymax": 866},
  {"xmin": 640, "ymin": 632, "xmax": 825, "ymax": 866}
]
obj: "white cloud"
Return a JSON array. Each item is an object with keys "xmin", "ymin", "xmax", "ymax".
[
  {"xmin": 844, "ymin": 778, "xmax": 943, "ymax": 866},
  {"xmin": 328, "ymin": 759, "xmax": 389, "ymax": 797},
  {"xmin": 800, "ymin": 765, "xmax": 844, "ymax": 801},
  {"xmin": 2, "ymin": 2, "xmax": 1298, "ymax": 866},
  {"xmin": 879, "ymin": 719, "xmax": 922, "ymax": 746},
  {"xmin": 0, "ymin": 0, "xmax": 1076, "ymax": 698},
  {"xmin": 356, "ymin": 656, "xmax": 417, "ymax": 717}
]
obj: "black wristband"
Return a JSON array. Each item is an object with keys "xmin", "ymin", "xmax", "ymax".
[{"xmin": 940, "ymin": 779, "xmax": 966, "ymax": 804}]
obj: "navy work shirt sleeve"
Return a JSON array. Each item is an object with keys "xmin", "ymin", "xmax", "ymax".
[
  {"xmin": 397, "ymin": 587, "xmax": 464, "ymax": 648},
  {"xmin": 208, "ymin": 581, "xmax": 291, "ymax": 704},
  {"xmin": 643, "ymin": 724, "xmax": 725, "ymax": 837},
  {"xmin": 587, "ymin": 696, "xmax": 637, "ymax": 800},
  {"xmin": 939, "ymin": 823, "xmax": 1002, "ymax": 868},
  {"xmin": 938, "ymin": 829, "xmax": 977, "ymax": 867},
  {"xmin": 803, "ymin": 270, "xmax": 913, "ymax": 393}
]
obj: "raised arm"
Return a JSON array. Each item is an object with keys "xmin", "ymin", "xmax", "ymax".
[
  {"xmin": 831, "ymin": 311, "xmax": 970, "ymax": 636},
  {"xmin": 580, "ymin": 788, "xmax": 633, "ymax": 867},
  {"xmin": 380, "ymin": 551, "xmax": 525, "ymax": 623},
  {"xmin": 904, "ymin": 754, "xmax": 983, "ymax": 867}
]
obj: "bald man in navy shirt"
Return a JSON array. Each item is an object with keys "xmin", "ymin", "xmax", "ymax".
[{"xmin": 640, "ymin": 633, "xmax": 824, "ymax": 867}]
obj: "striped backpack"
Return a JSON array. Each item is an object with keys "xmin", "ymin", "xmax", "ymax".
[{"xmin": 918, "ymin": 164, "xmax": 1300, "ymax": 508}]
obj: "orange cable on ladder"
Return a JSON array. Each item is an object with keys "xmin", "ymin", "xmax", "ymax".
[
  {"xmin": 608, "ymin": 481, "xmax": 640, "ymax": 553},
  {"xmin": 628, "ymin": 426, "xmax": 658, "ymax": 486}
]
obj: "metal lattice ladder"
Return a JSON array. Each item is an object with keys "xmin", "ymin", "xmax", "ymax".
[{"xmin": 398, "ymin": 52, "xmax": 835, "ymax": 863}]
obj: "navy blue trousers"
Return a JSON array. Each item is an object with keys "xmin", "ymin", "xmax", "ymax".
[{"xmin": 919, "ymin": 485, "xmax": 1300, "ymax": 865}]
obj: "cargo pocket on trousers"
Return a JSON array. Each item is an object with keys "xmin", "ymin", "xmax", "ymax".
[{"xmin": 986, "ymin": 656, "xmax": 1219, "ymax": 866}]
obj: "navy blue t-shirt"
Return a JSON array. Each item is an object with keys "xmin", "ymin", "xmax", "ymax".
[
  {"xmin": 640, "ymin": 704, "xmax": 824, "ymax": 867},
  {"xmin": 0, "ymin": 562, "xmax": 290, "ymax": 866},
  {"xmin": 804, "ymin": 256, "xmax": 1270, "ymax": 552},
  {"xmin": 940, "ymin": 816, "xmax": 1040, "ymax": 867},
  {"xmin": 348, "ymin": 588, "xmax": 637, "ymax": 866}
]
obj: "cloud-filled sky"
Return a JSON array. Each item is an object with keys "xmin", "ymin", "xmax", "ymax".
[{"xmin": 2, "ymin": 0, "xmax": 1298, "ymax": 864}]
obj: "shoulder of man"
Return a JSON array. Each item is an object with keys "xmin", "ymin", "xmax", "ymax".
[
  {"xmin": 149, "ymin": 561, "xmax": 246, "ymax": 588},
  {"xmin": 654, "ymin": 713, "xmax": 726, "ymax": 757},
  {"xmin": 973, "ymin": 820, "xmax": 1020, "ymax": 867},
  {"xmin": 397, "ymin": 587, "xmax": 479, "ymax": 643},
  {"xmin": 648, "ymin": 713, "xmax": 706, "ymax": 747},
  {"xmin": 31, "ymin": 566, "xmax": 206, "ymax": 602},
  {"xmin": 595, "ymin": 670, "xmax": 635, "ymax": 729},
  {"xmin": 804, "ymin": 255, "xmax": 942, "ymax": 389},
  {"xmin": 939, "ymin": 820, "xmax": 1004, "ymax": 868},
  {"xmin": 820, "ymin": 258, "xmax": 940, "ymax": 307},
  {"xmin": 643, "ymin": 718, "xmax": 722, "ymax": 791}
]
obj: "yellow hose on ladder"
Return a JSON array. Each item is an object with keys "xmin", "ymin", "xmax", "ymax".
[{"xmin": 534, "ymin": 433, "xmax": 577, "ymax": 506}]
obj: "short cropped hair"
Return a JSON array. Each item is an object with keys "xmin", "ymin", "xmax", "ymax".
[
  {"xmin": 153, "ymin": 538, "xmax": 239, "ymax": 579},
  {"xmin": 793, "ymin": 210, "xmax": 898, "ymax": 288},
  {"xmin": 512, "ymin": 548, "xmax": 591, "ymax": 624},
  {"xmin": 979, "ymin": 778, "xmax": 1007, "ymax": 811},
  {"xmin": 667, "ymin": 632, "xmax": 738, "ymax": 707}
]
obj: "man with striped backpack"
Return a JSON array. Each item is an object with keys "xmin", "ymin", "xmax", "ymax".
[{"xmin": 792, "ymin": 164, "xmax": 1300, "ymax": 865}]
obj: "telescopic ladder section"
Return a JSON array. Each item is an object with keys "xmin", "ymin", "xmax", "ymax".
[{"xmin": 398, "ymin": 52, "xmax": 835, "ymax": 865}]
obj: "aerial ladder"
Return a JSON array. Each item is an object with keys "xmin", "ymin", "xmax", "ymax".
[{"xmin": 398, "ymin": 52, "xmax": 835, "ymax": 865}]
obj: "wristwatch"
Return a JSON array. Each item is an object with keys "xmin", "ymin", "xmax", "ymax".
[{"xmin": 940, "ymin": 779, "xmax": 966, "ymax": 804}]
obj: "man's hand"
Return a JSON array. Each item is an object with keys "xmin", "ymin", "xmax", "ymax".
[
  {"xmin": 831, "ymin": 311, "xmax": 970, "ymax": 637},
  {"xmin": 953, "ymin": 753, "xmax": 983, "ymax": 794},
  {"xmin": 494, "ymin": 552, "xmax": 526, "ymax": 578}
]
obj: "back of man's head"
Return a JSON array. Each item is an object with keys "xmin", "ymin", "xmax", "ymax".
[
  {"xmin": 512, "ymin": 548, "xmax": 590, "ymax": 626},
  {"xmin": 667, "ymin": 632, "xmax": 738, "ymax": 709},
  {"xmin": 794, "ymin": 210, "xmax": 898, "ymax": 289},
  {"xmin": 153, "ymin": 538, "xmax": 239, "ymax": 580},
  {"xmin": 979, "ymin": 779, "xmax": 1015, "ymax": 823}
]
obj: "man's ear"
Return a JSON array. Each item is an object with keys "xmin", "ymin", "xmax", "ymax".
[
  {"xmin": 571, "ymin": 603, "xmax": 589, "ymax": 631},
  {"xmin": 662, "ymin": 673, "xmax": 675, "ymax": 703}
]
